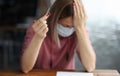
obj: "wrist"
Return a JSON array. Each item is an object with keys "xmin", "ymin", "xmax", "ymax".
[
  {"xmin": 34, "ymin": 34, "xmax": 46, "ymax": 41},
  {"xmin": 75, "ymin": 27, "xmax": 84, "ymax": 33}
]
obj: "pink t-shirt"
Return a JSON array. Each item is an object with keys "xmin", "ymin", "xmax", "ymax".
[{"xmin": 22, "ymin": 24, "xmax": 79, "ymax": 70}]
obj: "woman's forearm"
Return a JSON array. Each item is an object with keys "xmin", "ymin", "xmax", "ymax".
[
  {"xmin": 76, "ymin": 26, "xmax": 96, "ymax": 72},
  {"xmin": 21, "ymin": 34, "xmax": 45, "ymax": 73}
]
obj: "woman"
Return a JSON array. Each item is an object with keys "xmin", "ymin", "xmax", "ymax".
[{"xmin": 21, "ymin": 0, "xmax": 96, "ymax": 73}]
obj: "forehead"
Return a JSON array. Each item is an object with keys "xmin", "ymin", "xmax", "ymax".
[{"xmin": 58, "ymin": 17, "xmax": 73, "ymax": 27}]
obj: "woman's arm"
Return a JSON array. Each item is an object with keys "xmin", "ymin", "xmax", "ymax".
[
  {"xmin": 21, "ymin": 34, "xmax": 45, "ymax": 73},
  {"xmin": 76, "ymin": 26, "xmax": 96, "ymax": 72},
  {"xmin": 73, "ymin": 0, "xmax": 96, "ymax": 72},
  {"xmin": 21, "ymin": 15, "xmax": 49, "ymax": 73}
]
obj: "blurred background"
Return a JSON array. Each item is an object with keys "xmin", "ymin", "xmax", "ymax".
[{"xmin": 0, "ymin": 0, "xmax": 120, "ymax": 72}]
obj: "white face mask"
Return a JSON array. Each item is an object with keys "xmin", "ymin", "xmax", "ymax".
[{"xmin": 57, "ymin": 23, "xmax": 75, "ymax": 37}]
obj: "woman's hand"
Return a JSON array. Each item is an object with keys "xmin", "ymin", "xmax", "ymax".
[
  {"xmin": 21, "ymin": 14, "xmax": 50, "ymax": 73},
  {"xmin": 32, "ymin": 14, "xmax": 49, "ymax": 38},
  {"xmin": 73, "ymin": 0, "xmax": 87, "ymax": 30},
  {"xmin": 73, "ymin": 0, "xmax": 96, "ymax": 72}
]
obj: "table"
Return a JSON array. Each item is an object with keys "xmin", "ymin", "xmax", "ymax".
[{"xmin": 0, "ymin": 69, "xmax": 119, "ymax": 76}]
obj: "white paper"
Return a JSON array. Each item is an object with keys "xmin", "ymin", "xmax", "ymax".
[{"xmin": 56, "ymin": 71, "xmax": 93, "ymax": 76}]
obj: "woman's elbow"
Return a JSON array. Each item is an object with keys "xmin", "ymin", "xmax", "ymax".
[
  {"xmin": 21, "ymin": 69, "xmax": 29, "ymax": 73},
  {"xmin": 21, "ymin": 62, "xmax": 33, "ymax": 73},
  {"xmin": 85, "ymin": 64, "xmax": 96, "ymax": 72},
  {"xmin": 21, "ymin": 65, "xmax": 32, "ymax": 73},
  {"xmin": 87, "ymin": 58, "xmax": 96, "ymax": 72},
  {"xmin": 85, "ymin": 58, "xmax": 96, "ymax": 72}
]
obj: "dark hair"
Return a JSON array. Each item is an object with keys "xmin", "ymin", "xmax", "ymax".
[
  {"xmin": 59, "ymin": 4, "xmax": 73, "ymax": 19},
  {"xmin": 47, "ymin": 0, "xmax": 86, "ymax": 46},
  {"xmin": 47, "ymin": 0, "xmax": 73, "ymax": 46}
]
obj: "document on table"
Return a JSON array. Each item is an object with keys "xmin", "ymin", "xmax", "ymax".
[{"xmin": 56, "ymin": 71, "xmax": 93, "ymax": 76}]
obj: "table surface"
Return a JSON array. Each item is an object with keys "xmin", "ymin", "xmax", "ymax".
[{"xmin": 0, "ymin": 69, "xmax": 119, "ymax": 76}]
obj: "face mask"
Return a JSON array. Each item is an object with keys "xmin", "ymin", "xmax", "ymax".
[{"xmin": 57, "ymin": 23, "xmax": 75, "ymax": 37}]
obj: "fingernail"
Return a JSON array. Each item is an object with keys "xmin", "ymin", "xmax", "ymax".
[{"xmin": 46, "ymin": 13, "xmax": 50, "ymax": 17}]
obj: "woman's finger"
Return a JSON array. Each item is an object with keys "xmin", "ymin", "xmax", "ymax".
[
  {"xmin": 74, "ymin": 0, "xmax": 86, "ymax": 23},
  {"xmin": 73, "ymin": 4, "xmax": 77, "ymax": 19},
  {"xmin": 42, "ymin": 25, "xmax": 48, "ymax": 33},
  {"xmin": 33, "ymin": 21, "xmax": 43, "ymax": 30},
  {"xmin": 37, "ymin": 21, "xmax": 47, "ymax": 31},
  {"xmin": 38, "ymin": 24, "xmax": 48, "ymax": 36},
  {"xmin": 75, "ymin": 0, "xmax": 83, "ymax": 17},
  {"xmin": 76, "ymin": 0, "xmax": 86, "ymax": 20},
  {"xmin": 43, "ymin": 28, "xmax": 48, "ymax": 37},
  {"xmin": 74, "ymin": 0, "xmax": 81, "ymax": 18},
  {"xmin": 73, "ymin": 0, "xmax": 81, "ymax": 21},
  {"xmin": 33, "ymin": 12, "xmax": 49, "ymax": 28},
  {"xmin": 39, "ymin": 23, "xmax": 47, "ymax": 32},
  {"xmin": 73, "ymin": 5, "xmax": 80, "ymax": 27}
]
